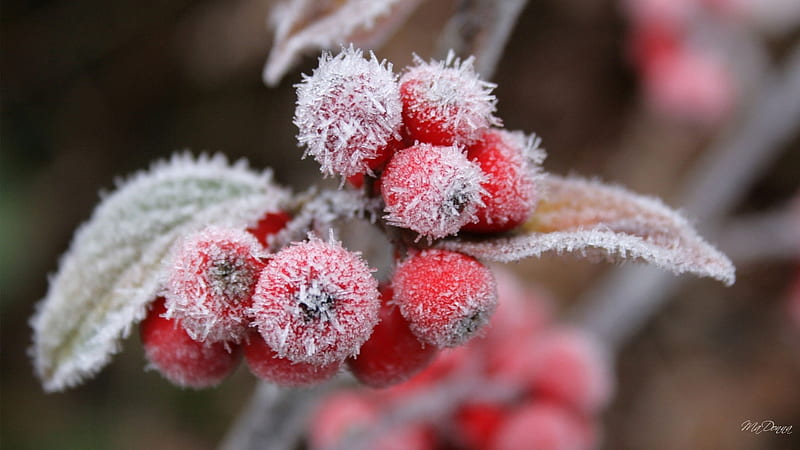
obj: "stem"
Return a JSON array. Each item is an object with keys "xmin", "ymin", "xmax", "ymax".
[{"xmin": 436, "ymin": 0, "xmax": 529, "ymax": 79}]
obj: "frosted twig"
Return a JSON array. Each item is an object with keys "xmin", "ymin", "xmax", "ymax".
[
  {"xmin": 436, "ymin": 0, "xmax": 529, "ymax": 79},
  {"xmin": 571, "ymin": 40, "xmax": 800, "ymax": 354}
]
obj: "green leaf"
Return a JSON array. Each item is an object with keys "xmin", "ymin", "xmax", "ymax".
[{"xmin": 31, "ymin": 153, "xmax": 291, "ymax": 391}]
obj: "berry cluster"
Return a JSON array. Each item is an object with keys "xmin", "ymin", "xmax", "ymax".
[
  {"xmin": 294, "ymin": 46, "xmax": 544, "ymax": 239},
  {"xmin": 308, "ymin": 269, "xmax": 614, "ymax": 450},
  {"xmin": 139, "ymin": 48, "xmax": 546, "ymax": 391}
]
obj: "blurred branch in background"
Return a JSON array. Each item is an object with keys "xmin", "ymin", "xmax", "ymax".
[
  {"xmin": 436, "ymin": 0, "xmax": 529, "ymax": 79},
  {"xmin": 572, "ymin": 40, "xmax": 800, "ymax": 355}
]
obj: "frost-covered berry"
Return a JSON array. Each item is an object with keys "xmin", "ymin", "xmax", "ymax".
[
  {"xmin": 531, "ymin": 329, "xmax": 613, "ymax": 413},
  {"xmin": 249, "ymin": 236, "xmax": 380, "ymax": 366},
  {"xmin": 489, "ymin": 402, "xmax": 592, "ymax": 450},
  {"xmin": 165, "ymin": 226, "xmax": 266, "ymax": 345},
  {"xmin": 244, "ymin": 332, "xmax": 340, "ymax": 387},
  {"xmin": 381, "ymin": 143, "xmax": 486, "ymax": 239},
  {"xmin": 140, "ymin": 297, "xmax": 240, "ymax": 388},
  {"xmin": 463, "ymin": 129, "xmax": 543, "ymax": 233},
  {"xmin": 247, "ymin": 211, "xmax": 291, "ymax": 248},
  {"xmin": 294, "ymin": 46, "xmax": 403, "ymax": 178},
  {"xmin": 347, "ymin": 285, "xmax": 438, "ymax": 388},
  {"xmin": 393, "ymin": 249, "xmax": 497, "ymax": 347},
  {"xmin": 400, "ymin": 52, "xmax": 501, "ymax": 146}
]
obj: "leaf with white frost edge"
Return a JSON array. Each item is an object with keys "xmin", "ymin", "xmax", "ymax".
[
  {"xmin": 439, "ymin": 174, "xmax": 735, "ymax": 286},
  {"xmin": 264, "ymin": 0, "xmax": 424, "ymax": 85},
  {"xmin": 31, "ymin": 153, "xmax": 291, "ymax": 392}
]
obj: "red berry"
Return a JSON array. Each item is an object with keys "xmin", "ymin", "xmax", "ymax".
[
  {"xmin": 309, "ymin": 391, "xmax": 377, "ymax": 450},
  {"xmin": 400, "ymin": 52, "xmax": 501, "ymax": 146},
  {"xmin": 393, "ymin": 249, "xmax": 497, "ymax": 347},
  {"xmin": 140, "ymin": 298, "xmax": 240, "ymax": 388},
  {"xmin": 531, "ymin": 329, "xmax": 614, "ymax": 414},
  {"xmin": 249, "ymin": 236, "xmax": 380, "ymax": 366},
  {"xmin": 454, "ymin": 402, "xmax": 508, "ymax": 450},
  {"xmin": 247, "ymin": 211, "xmax": 291, "ymax": 248},
  {"xmin": 463, "ymin": 129, "xmax": 543, "ymax": 233},
  {"xmin": 165, "ymin": 226, "xmax": 266, "ymax": 344},
  {"xmin": 381, "ymin": 143, "xmax": 486, "ymax": 239},
  {"xmin": 347, "ymin": 285, "xmax": 438, "ymax": 388},
  {"xmin": 244, "ymin": 332, "xmax": 340, "ymax": 387},
  {"xmin": 489, "ymin": 402, "xmax": 590, "ymax": 450},
  {"xmin": 294, "ymin": 46, "xmax": 403, "ymax": 178}
]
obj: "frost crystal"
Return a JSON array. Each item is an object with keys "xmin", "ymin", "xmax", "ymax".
[
  {"xmin": 165, "ymin": 226, "xmax": 266, "ymax": 345},
  {"xmin": 250, "ymin": 235, "xmax": 380, "ymax": 366},
  {"xmin": 382, "ymin": 143, "xmax": 487, "ymax": 240},
  {"xmin": 440, "ymin": 174, "xmax": 736, "ymax": 285},
  {"xmin": 400, "ymin": 51, "xmax": 502, "ymax": 146},
  {"xmin": 31, "ymin": 153, "xmax": 290, "ymax": 391},
  {"xmin": 294, "ymin": 46, "xmax": 402, "ymax": 178}
]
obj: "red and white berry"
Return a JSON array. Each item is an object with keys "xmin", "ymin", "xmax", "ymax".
[
  {"xmin": 249, "ymin": 236, "xmax": 380, "ymax": 366},
  {"xmin": 294, "ymin": 46, "xmax": 403, "ymax": 178},
  {"xmin": 393, "ymin": 249, "xmax": 497, "ymax": 348},
  {"xmin": 400, "ymin": 52, "xmax": 501, "ymax": 146},
  {"xmin": 464, "ymin": 129, "xmax": 544, "ymax": 233},
  {"xmin": 164, "ymin": 226, "xmax": 266, "ymax": 345},
  {"xmin": 381, "ymin": 143, "xmax": 486, "ymax": 240}
]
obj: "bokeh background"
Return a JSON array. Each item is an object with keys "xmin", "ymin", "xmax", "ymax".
[{"xmin": 2, "ymin": 0, "xmax": 799, "ymax": 448}]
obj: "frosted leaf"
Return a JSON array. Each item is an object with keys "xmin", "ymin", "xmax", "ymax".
[
  {"xmin": 264, "ymin": 0, "xmax": 424, "ymax": 85},
  {"xmin": 294, "ymin": 46, "xmax": 402, "ymax": 177},
  {"xmin": 31, "ymin": 153, "xmax": 291, "ymax": 392},
  {"xmin": 439, "ymin": 174, "xmax": 735, "ymax": 285}
]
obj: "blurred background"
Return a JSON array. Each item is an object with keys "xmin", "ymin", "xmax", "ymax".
[{"xmin": 2, "ymin": 0, "xmax": 799, "ymax": 448}]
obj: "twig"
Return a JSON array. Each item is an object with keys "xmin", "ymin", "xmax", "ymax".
[
  {"xmin": 571, "ymin": 40, "xmax": 800, "ymax": 354},
  {"xmin": 436, "ymin": 0, "xmax": 529, "ymax": 79},
  {"xmin": 717, "ymin": 203, "xmax": 800, "ymax": 263}
]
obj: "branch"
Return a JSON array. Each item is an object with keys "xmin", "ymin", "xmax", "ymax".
[{"xmin": 436, "ymin": 0, "xmax": 529, "ymax": 79}]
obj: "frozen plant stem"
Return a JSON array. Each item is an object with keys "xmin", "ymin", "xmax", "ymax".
[
  {"xmin": 572, "ymin": 41, "xmax": 800, "ymax": 355},
  {"xmin": 436, "ymin": 0, "xmax": 529, "ymax": 79}
]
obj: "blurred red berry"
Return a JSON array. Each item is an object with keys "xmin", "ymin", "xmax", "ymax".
[
  {"xmin": 489, "ymin": 402, "xmax": 590, "ymax": 450},
  {"xmin": 531, "ymin": 329, "xmax": 614, "ymax": 414}
]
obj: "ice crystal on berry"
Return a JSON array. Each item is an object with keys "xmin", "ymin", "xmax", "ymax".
[
  {"xmin": 400, "ymin": 51, "xmax": 501, "ymax": 146},
  {"xmin": 382, "ymin": 143, "xmax": 487, "ymax": 240},
  {"xmin": 165, "ymin": 226, "xmax": 265, "ymax": 345},
  {"xmin": 250, "ymin": 235, "xmax": 380, "ymax": 366},
  {"xmin": 294, "ymin": 46, "xmax": 402, "ymax": 178}
]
